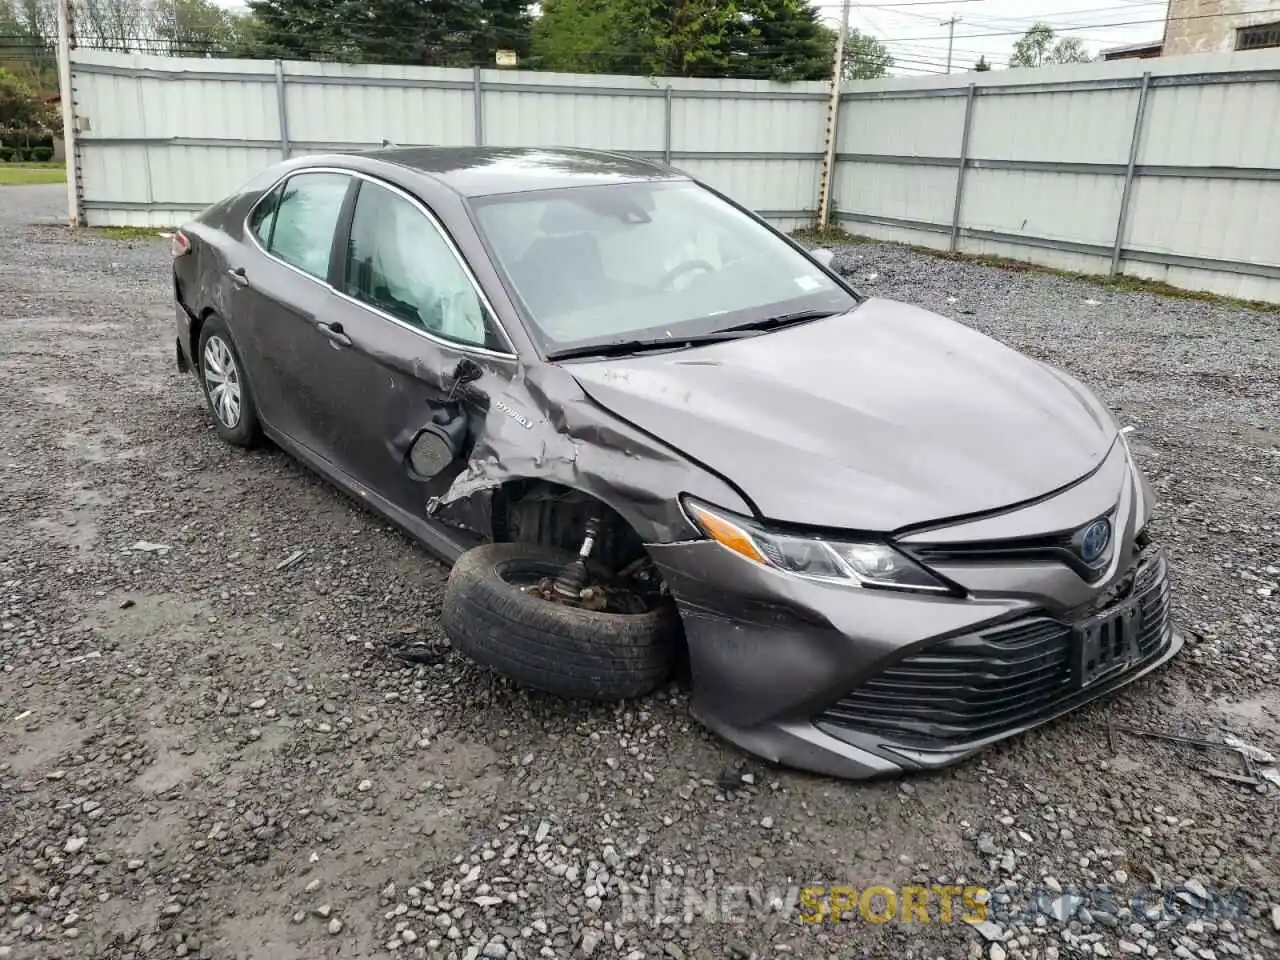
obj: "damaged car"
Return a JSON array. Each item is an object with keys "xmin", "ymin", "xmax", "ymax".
[{"xmin": 172, "ymin": 146, "xmax": 1182, "ymax": 779}]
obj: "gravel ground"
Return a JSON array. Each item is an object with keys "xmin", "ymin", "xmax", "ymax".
[{"xmin": 1, "ymin": 184, "xmax": 1277, "ymax": 960}]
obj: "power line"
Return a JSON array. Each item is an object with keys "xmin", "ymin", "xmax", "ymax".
[
  {"xmin": 813, "ymin": 0, "xmax": 990, "ymax": 6},
  {"xmin": 960, "ymin": 3, "xmax": 1169, "ymax": 32},
  {"xmin": 850, "ymin": 2, "xmax": 986, "ymax": 70},
  {"xmin": 841, "ymin": 2, "xmax": 1171, "ymax": 64},
  {"xmin": 864, "ymin": 5, "xmax": 1280, "ymax": 43},
  {"xmin": 883, "ymin": 0, "xmax": 1163, "ymax": 21}
]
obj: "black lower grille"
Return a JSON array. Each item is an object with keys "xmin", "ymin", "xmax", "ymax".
[{"xmin": 817, "ymin": 552, "xmax": 1173, "ymax": 748}]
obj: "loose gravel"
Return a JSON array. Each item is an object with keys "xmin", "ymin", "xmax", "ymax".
[{"xmin": 0, "ymin": 185, "xmax": 1277, "ymax": 960}]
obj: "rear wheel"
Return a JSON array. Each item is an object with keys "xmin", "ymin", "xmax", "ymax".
[
  {"xmin": 442, "ymin": 542, "xmax": 680, "ymax": 701},
  {"xmin": 198, "ymin": 315, "xmax": 260, "ymax": 447}
]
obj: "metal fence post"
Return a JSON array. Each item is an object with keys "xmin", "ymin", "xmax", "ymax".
[
  {"xmin": 1111, "ymin": 71, "xmax": 1152, "ymax": 277},
  {"xmin": 55, "ymin": 0, "xmax": 81, "ymax": 226},
  {"xmin": 949, "ymin": 82, "xmax": 977, "ymax": 253},
  {"xmin": 273, "ymin": 60, "xmax": 291, "ymax": 160},
  {"xmin": 473, "ymin": 66, "xmax": 485, "ymax": 146},
  {"xmin": 816, "ymin": 0, "xmax": 850, "ymax": 229},
  {"xmin": 137, "ymin": 81, "xmax": 154, "ymax": 206},
  {"xmin": 663, "ymin": 85, "xmax": 673, "ymax": 166}
]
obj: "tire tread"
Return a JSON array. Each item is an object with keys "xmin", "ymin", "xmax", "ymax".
[{"xmin": 442, "ymin": 543, "xmax": 679, "ymax": 701}]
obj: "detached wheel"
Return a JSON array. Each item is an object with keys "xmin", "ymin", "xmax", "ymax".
[
  {"xmin": 442, "ymin": 543, "xmax": 680, "ymax": 701},
  {"xmin": 198, "ymin": 314, "xmax": 260, "ymax": 447}
]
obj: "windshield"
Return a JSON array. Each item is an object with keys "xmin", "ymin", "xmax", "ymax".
[{"xmin": 469, "ymin": 180, "xmax": 857, "ymax": 356}]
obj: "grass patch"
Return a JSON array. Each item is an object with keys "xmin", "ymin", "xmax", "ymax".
[
  {"xmin": 790, "ymin": 225, "xmax": 869, "ymax": 247},
  {"xmin": 88, "ymin": 226, "xmax": 169, "ymax": 240},
  {"xmin": 825, "ymin": 230, "xmax": 1280, "ymax": 314},
  {"xmin": 0, "ymin": 163, "xmax": 66, "ymax": 186}
]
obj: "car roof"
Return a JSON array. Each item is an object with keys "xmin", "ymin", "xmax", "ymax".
[{"xmin": 365, "ymin": 146, "xmax": 684, "ymax": 198}]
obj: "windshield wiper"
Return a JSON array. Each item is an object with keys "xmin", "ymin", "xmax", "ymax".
[
  {"xmin": 547, "ymin": 329, "xmax": 764, "ymax": 361},
  {"xmin": 717, "ymin": 308, "xmax": 840, "ymax": 335},
  {"xmin": 546, "ymin": 309, "xmax": 844, "ymax": 362}
]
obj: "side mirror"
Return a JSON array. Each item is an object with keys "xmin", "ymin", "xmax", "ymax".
[{"xmin": 811, "ymin": 248, "xmax": 835, "ymax": 269}]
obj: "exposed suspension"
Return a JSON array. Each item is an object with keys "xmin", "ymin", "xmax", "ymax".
[{"xmin": 553, "ymin": 515, "xmax": 602, "ymax": 600}]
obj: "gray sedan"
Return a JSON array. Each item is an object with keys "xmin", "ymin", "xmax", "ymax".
[{"xmin": 172, "ymin": 146, "xmax": 1181, "ymax": 779}]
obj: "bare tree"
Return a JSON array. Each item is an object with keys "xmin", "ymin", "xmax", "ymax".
[
  {"xmin": 0, "ymin": 0, "xmax": 57, "ymax": 43},
  {"xmin": 150, "ymin": 0, "xmax": 237, "ymax": 56},
  {"xmin": 21, "ymin": 0, "xmax": 57, "ymax": 43},
  {"xmin": 1009, "ymin": 22, "xmax": 1091, "ymax": 68},
  {"xmin": 75, "ymin": 0, "xmax": 148, "ymax": 51}
]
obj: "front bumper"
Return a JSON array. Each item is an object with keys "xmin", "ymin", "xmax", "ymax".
[
  {"xmin": 648, "ymin": 443, "xmax": 1181, "ymax": 780},
  {"xmin": 651, "ymin": 541, "xmax": 1179, "ymax": 779}
]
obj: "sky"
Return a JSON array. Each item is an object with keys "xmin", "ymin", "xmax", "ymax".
[
  {"xmin": 211, "ymin": 0, "xmax": 1176, "ymax": 77},
  {"xmin": 816, "ymin": 0, "xmax": 1172, "ymax": 75}
]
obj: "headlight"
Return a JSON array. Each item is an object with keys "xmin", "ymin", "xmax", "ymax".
[
  {"xmin": 1119, "ymin": 427, "xmax": 1155, "ymax": 535},
  {"xmin": 682, "ymin": 498, "xmax": 951, "ymax": 593}
]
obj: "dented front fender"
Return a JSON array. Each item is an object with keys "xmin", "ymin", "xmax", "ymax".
[{"xmin": 428, "ymin": 360, "xmax": 752, "ymax": 544}]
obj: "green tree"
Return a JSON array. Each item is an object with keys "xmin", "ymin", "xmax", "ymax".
[
  {"xmin": 530, "ymin": 0, "xmax": 649, "ymax": 74},
  {"xmin": 0, "ymin": 0, "xmax": 56, "ymax": 90},
  {"xmin": 1009, "ymin": 22, "xmax": 1091, "ymax": 68},
  {"xmin": 224, "ymin": 13, "xmax": 269, "ymax": 58},
  {"xmin": 738, "ymin": 0, "xmax": 837, "ymax": 83},
  {"xmin": 248, "ymin": 0, "xmax": 532, "ymax": 66},
  {"xmin": 840, "ymin": 28, "xmax": 892, "ymax": 80},
  {"xmin": 653, "ymin": 0, "xmax": 739, "ymax": 78},
  {"xmin": 533, "ymin": 0, "xmax": 855, "ymax": 80},
  {"xmin": 0, "ymin": 66, "xmax": 55, "ymax": 144}
]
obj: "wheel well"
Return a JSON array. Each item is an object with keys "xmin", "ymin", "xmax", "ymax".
[
  {"xmin": 491, "ymin": 481, "xmax": 650, "ymax": 577},
  {"xmin": 489, "ymin": 481, "xmax": 684, "ymax": 659},
  {"xmin": 189, "ymin": 308, "xmax": 215, "ymax": 363}
]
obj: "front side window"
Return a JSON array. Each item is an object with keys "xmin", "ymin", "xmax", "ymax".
[
  {"xmin": 344, "ymin": 180, "xmax": 495, "ymax": 348},
  {"xmin": 265, "ymin": 172, "xmax": 350, "ymax": 280},
  {"xmin": 470, "ymin": 180, "xmax": 856, "ymax": 355}
]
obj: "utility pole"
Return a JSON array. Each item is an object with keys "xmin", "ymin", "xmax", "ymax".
[
  {"xmin": 941, "ymin": 14, "xmax": 961, "ymax": 74},
  {"xmin": 816, "ymin": 0, "xmax": 851, "ymax": 230}
]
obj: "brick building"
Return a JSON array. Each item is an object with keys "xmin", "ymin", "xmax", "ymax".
[{"xmin": 1103, "ymin": 0, "xmax": 1280, "ymax": 60}]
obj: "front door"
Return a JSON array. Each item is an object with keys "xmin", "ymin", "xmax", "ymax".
[{"xmin": 291, "ymin": 176, "xmax": 517, "ymax": 523}]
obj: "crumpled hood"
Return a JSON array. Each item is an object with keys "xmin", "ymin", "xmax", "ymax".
[{"xmin": 568, "ymin": 298, "xmax": 1118, "ymax": 532}]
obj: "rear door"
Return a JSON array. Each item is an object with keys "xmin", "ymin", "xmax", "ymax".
[
  {"xmin": 304, "ymin": 175, "xmax": 518, "ymax": 521},
  {"xmin": 232, "ymin": 170, "xmax": 354, "ymax": 458}
]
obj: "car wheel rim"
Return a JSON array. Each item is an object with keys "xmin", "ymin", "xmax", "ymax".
[
  {"xmin": 494, "ymin": 559, "xmax": 651, "ymax": 615},
  {"xmin": 202, "ymin": 335, "xmax": 242, "ymax": 429}
]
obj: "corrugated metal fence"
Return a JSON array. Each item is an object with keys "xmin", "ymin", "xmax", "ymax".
[
  {"xmin": 66, "ymin": 50, "xmax": 829, "ymax": 235},
  {"xmin": 834, "ymin": 50, "xmax": 1280, "ymax": 302},
  {"xmin": 66, "ymin": 48, "xmax": 1280, "ymax": 301}
]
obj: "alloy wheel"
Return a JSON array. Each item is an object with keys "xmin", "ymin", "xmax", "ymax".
[{"xmin": 202, "ymin": 335, "xmax": 242, "ymax": 429}]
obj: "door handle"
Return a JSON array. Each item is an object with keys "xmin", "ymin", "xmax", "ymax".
[
  {"xmin": 227, "ymin": 266, "xmax": 249, "ymax": 287},
  {"xmin": 317, "ymin": 321, "xmax": 352, "ymax": 347}
]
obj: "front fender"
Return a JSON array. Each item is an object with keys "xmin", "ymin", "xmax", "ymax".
[{"xmin": 428, "ymin": 362, "xmax": 753, "ymax": 544}]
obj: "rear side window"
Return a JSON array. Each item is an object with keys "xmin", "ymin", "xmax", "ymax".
[
  {"xmin": 343, "ymin": 180, "xmax": 495, "ymax": 348},
  {"xmin": 263, "ymin": 172, "xmax": 350, "ymax": 280},
  {"xmin": 248, "ymin": 184, "xmax": 282, "ymax": 246}
]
